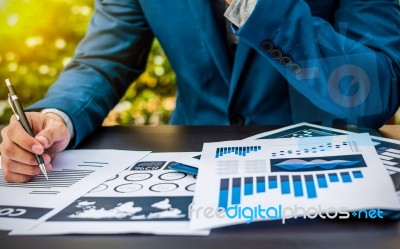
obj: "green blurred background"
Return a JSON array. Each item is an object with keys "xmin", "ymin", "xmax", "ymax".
[
  {"xmin": 0, "ymin": 0, "xmax": 399, "ymax": 126},
  {"xmin": 0, "ymin": 0, "xmax": 176, "ymax": 126}
]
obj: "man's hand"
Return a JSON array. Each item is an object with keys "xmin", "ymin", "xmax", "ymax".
[
  {"xmin": 226, "ymin": 0, "xmax": 233, "ymax": 4},
  {"xmin": 0, "ymin": 112, "xmax": 71, "ymax": 183}
]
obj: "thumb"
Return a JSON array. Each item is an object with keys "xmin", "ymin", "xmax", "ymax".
[
  {"xmin": 34, "ymin": 116, "xmax": 70, "ymax": 151},
  {"xmin": 35, "ymin": 135, "xmax": 50, "ymax": 149}
]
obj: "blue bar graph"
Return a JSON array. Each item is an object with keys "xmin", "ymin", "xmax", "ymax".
[
  {"xmin": 305, "ymin": 175, "xmax": 317, "ymax": 198},
  {"xmin": 219, "ymin": 170, "xmax": 366, "ymax": 207},
  {"xmin": 244, "ymin": 177, "xmax": 253, "ymax": 195},
  {"xmin": 218, "ymin": 179, "xmax": 229, "ymax": 210},
  {"xmin": 352, "ymin": 171, "xmax": 363, "ymax": 179},
  {"xmin": 215, "ymin": 146, "xmax": 262, "ymax": 158},
  {"xmin": 280, "ymin": 175, "xmax": 290, "ymax": 194},
  {"xmin": 268, "ymin": 176, "xmax": 278, "ymax": 189},
  {"xmin": 328, "ymin": 173, "xmax": 339, "ymax": 182},
  {"xmin": 292, "ymin": 175, "xmax": 304, "ymax": 197},
  {"xmin": 232, "ymin": 178, "xmax": 241, "ymax": 205},
  {"xmin": 340, "ymin": 172, "xmax": 352, "ymax": 183},
  {"xmin": 316, "ymin": 174, "xmax": 328, "ymax": 188},
  {"xmin": 256, "ymin": 176, "xmax": 266, "ymax": 193}
]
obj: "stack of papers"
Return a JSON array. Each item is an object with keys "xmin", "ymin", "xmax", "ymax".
[
  {"xmin": 0, "ymin": 150, "xmax": 150, "ymax": 231},
  {"xmin": 10, "ymin": 152, "xmax": 209, "ymax": 236},
  {"xmin": 0, "ymin": 123, "xmax": 399, "ymax": 235}
]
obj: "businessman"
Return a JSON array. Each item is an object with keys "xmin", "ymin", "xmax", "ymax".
[{"xmin": 1, "ymin": 0, "xmax": 400, "ymax": 182}]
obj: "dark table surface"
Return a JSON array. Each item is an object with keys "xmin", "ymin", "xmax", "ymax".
[{"xmin": 1, "ymin": 125, "xmax": 400, "ymax": 249}]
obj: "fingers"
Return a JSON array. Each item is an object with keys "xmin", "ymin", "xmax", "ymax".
[
  {"xmin": 3, "ymin": 115, "xmax": 44, "ymax": 155},
  {"xmin": 1, "ymin": 154, "xmax": 52, "ymax": 183},
  {"xmin": 1, "ymin": 169, "xmax": 35, "ymax": 183},
  {"xmin": 0, "ymin": 112, "xmax": 65, "ymax": 183},
  {"xmin": 2, "ymin": 142, "xmax": 52, "ymax": 167},
  {"xmin": 2, "ymin": 155, "xmax": 51, "ymax": 176}
]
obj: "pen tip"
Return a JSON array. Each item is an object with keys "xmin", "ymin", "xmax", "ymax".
[
  {"xmin": 39, "ymin": 163, "xmax": 49, "ymax": 180},
  {"xmin": 5, "ymin": 78, "xmax": 11, "ymax": 86}
]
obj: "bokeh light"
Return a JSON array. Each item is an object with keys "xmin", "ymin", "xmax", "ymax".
[{"xmin": 0, "ymin": 0, "xmax": 176, "ymax": 125}]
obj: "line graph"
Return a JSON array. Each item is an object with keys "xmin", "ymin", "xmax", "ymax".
[{"xmin": 271, "ymin": 155, "xmax": 366, "ymax": 172}]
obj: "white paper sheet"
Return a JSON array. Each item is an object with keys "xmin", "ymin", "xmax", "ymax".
[
  {"xmin": 190, "ymin": 134, "xmax": 400, "ymax": 230},
  {"xmin": 12, "ymin": 153, "xmax": 209, "ymax": 236},
  {"xmin": 0, "ymin": 149, "xmax": 150, "ymax": 231},
  {"xmin": 244, "ymin": 122, "xmax": 400, "ymax": 198},
  {"xmin": 243, "ymin": 122, "xmax": 357, "ymax": 140},
  {"xmin": 176, "ymin": 123, "xmax": 400, "ymax": 198}
]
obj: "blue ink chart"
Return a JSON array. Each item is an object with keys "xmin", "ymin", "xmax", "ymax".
[
  {"xmin": 191, "ymin": 133, "xmax": 399, "ymax": 230},
  {"xmin": 245, "ymin": 122, "xmax": 400, "ymax": 193}
]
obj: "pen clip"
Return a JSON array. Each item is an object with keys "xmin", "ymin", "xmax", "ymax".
[{"xmin": 7, "ymin": 93, "xmax": 20, "ymax": 121}]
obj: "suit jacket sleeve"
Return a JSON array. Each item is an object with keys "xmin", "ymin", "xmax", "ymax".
[
  {"xmin": 235, "ymin": 0, "xmax": 400, "ymax": 128},
  {"xmin": 28, "ymin": 0, "xmax": 154, "ymax": 147}
]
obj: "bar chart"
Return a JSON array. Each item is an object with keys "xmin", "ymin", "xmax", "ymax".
[
  {"xmin": 0, "ymin": 169, "xmax": 95, "ymax": 195},
  {"xmin": 218, "ymin": 169, "xmax": 365, "ymax": 210},
  {"xmin": 215, "ymin": 146, "xmax": 262, "ymax": 158},
  {"xmin": 375, "ymin": 139, "xmax": 400, "ymax": 173},
  {"xmin": 217, "ymin": 153, "xmax": 367, "ymax": 210}
]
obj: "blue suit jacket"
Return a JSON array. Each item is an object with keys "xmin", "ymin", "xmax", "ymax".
[{"xmin": 30, "ymin": 0, "xmax": 400, "ymax": 147}]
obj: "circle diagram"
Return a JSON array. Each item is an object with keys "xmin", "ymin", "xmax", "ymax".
[
  {"xmin": 114, "ymin": 183, "xmax": 143, "ymax": 193},
  {"xmin": 159, "ymin": 172, "xmax": 187, "ymax": 181},
  {"xmin": 106, "ymin": 174, "xmax": 119, "ymax": 182},
  {"xmin": 150, "ymin": 183, "xmax": 179, "ymax": 192},
  {"xmin": 185, "ymin": 183, "xmax": 196, "ymax": 192},
  {"xmin": 89, "ymin": 184, "xmax": 108, "ymax": 193},
  {"xmin": 124, "ymin": 173, "xmax": 153, "ymax": 182}
]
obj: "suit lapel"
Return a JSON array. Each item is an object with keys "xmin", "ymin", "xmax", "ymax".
[
  {"xmin": 228, "ymin": 40, "xmax": 252, "ymax": 98},
  {"xmin": 187, "ymin": 0, "xmax": 231, "ymax": 86}
]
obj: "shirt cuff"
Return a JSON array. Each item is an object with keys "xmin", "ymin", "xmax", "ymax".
[
  {"xmin": 224, "ymin": 0, "xmax": 258, "ymax": 28},
  {"xmin": 41, "ymin": 108, "xmax": 75, "ymax": 139}
]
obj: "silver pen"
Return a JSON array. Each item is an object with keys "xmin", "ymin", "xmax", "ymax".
[{"xmin": 5, "ymin": 79, "xmax": 48, "ymax": 179}]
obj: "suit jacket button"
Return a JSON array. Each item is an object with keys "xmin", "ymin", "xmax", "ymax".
[
  {"xmin": 261, "ymin": 40, "xmax": 274, "ymax": 53},
  {"xmin": 280, "ymin": 56, "xmax": 292, "ymax": 66},
  {"xmin": 229, "ymin": 115, "xmax": 245, "ymax": 126},
  {"xmin": 289, "ymin": 63, "xmax": 301, "ymax": 74},
  {"xmin": 271, "ymin": 49, "xmax": 283, "ymax": 59}
]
